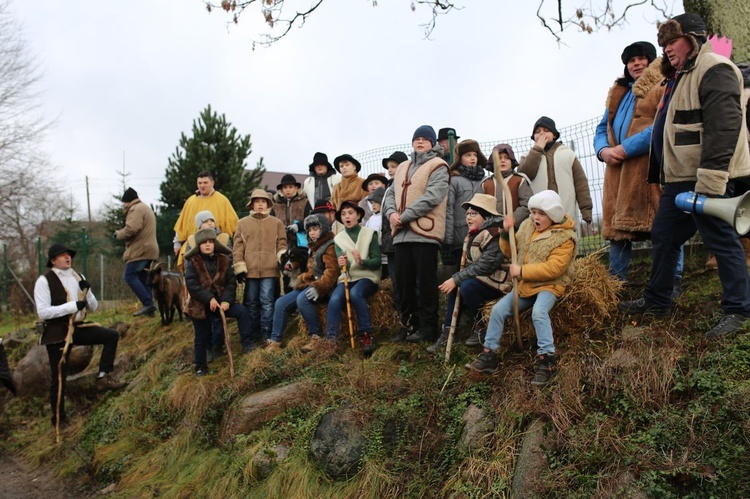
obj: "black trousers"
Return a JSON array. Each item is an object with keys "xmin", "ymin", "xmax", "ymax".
[
  {"xmin": 394, "ymin": 242, "xmax": 439, "ymax": 334},
  {"xmin": 46, "ymin": 325, "xmax": 119, "ymax": 421}
]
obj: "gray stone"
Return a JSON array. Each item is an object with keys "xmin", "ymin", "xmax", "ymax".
[
  {"xmin": 3, "ymin": 328, "xmax": 35, "ymax": 349},
  {"xmin": 12, "ymin": 344, "xmax": 93, "ymax": 396},
  {"xmin": 250, "ymin": 444, "xmax": 289, "ymax": 480},
  {"xmin": 511, "ymin": 418, "xmax": 555, "ymax": 499},
  {"xmin": 220, "ymin": 381, "xmax": 315, "ymax": 443},
  {"xmin": 309, "ymin": 408, "xmax": 366, "ymax": 480},
  {"xmin": 457, "ymin": 403, "xmax": 495, "ymax": 453}
]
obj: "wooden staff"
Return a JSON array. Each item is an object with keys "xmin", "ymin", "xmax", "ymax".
[
  {"xmin": 342, "ymin": 261, "xmax": 356, "ymax": 350},
  {"xmin": 218, "ymin": 308, "xmax": 235, "ymax": 378},
  {"xmin": 56, "ymin": 282, "xmax": 87, "ymax": 443},
  {"xmin": 444, "ymin": 243, "xmax": 468, "ymax": 364},
  {"xmin": 493, "ymin": 150, "xmax": 523, "ymax": 349}
]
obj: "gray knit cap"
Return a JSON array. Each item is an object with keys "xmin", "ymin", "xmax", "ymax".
[{"xmin": 194, "ymin": 210, "xmax": 216, "ymax": 230}]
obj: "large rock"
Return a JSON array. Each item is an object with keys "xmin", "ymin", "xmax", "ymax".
[
  {"xmin": 457, "ymin": 403, "xmax": 495, "ymax": 453},
  {"xmin": 220, "ymin": 380, "xmax": 315, "ymax": 443},
  {"xmin": 309, "ymin": 408, "xmax": 366, "ymax": 480},
  {"xmin": 12, "ymin": 344, "xmax": 93, "ymax": 396},
  {"xmin": 2, "ymin": 328, "xmax": 35, "ymax": 349},
  {"xmin": 250, "ymin": 444, "xmax": 289, "ymax": 480},
  {"xmin": 511, "ymin": 418, "xmax": 555, "ymax": 499}
]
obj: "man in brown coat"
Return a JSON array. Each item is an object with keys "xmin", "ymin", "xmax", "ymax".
[{"xmin": 115, "ymin": 188, "xmax": 159, "ymax": 316}]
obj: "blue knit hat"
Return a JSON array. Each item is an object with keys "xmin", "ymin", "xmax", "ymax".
[{"xmin": 412, "ymin": 125, "xmax": 437, "ymax": 146}]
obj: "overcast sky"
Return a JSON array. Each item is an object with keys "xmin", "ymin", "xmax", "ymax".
[{"xmin": 10, "ymin": 0, "xmax": 681, "ymax": 217}]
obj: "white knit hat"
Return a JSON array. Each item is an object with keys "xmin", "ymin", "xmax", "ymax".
[{"xmin": 528, "ymin": 190, "xmax": 565, "ymax": 223}]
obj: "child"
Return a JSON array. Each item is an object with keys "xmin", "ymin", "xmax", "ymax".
[
  {"xmin": 184, "ymin": 228, "xmax": 252, "ymax": 376},
  {"xmin": 430, "ymin": 193, "xmax": 507, "ymax": 353},
  {"xmin": 518, "ymin": 117, "xmax": 593, "ymax": 228},
  {"xmin": 317, "ymin": 200, "xmax": 381, "ymax": 355},
  {"xmin": 182, "ymin": 210, "xmax": 233, "ymax": 361},
  {"xmin": 484, "ymin": 144, "xmax": 532, "ymax": 230},
  {"xmin": 359, "ymin": 173, "xmax": 388, "ymax": 224},
  {"xmin": 380, "ymin": 151, "xmax": 408, "ymax": 306},
  {"xmin": 382, "ymin": 151, "xmax": 408, "ymax": 182},
  {"xmin": 444, "ymin": 139, "xmax": 490, "ymax": 267},
  {"xmin": 330, "ymin": 154, "xmax": 367, "ymax": 210},
  {"xmin": 466, "ymin": 190, "xmax": 577, "ymax": 386},
  {"xmin": 272, "ymin": 174, "xmax": 311, "ymax": 249},
  {"xmin": 365, "ymin": 187, "xmax": 387, "ymax": 278},
  {"xmin": 233, "ymin": 189, "xmax": 287, "ymax": 351},
  {"xmin": 267, "ymin": 214, "xmax": 340, "ymax": 351},
  {"xmin": 302, "ymin": 152, "xmax": 341, "ymax": 210}
]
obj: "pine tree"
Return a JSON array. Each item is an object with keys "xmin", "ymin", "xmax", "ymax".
[{"xmin": 160, "ymin": 105, "xmax": 265, "ymax": 213}]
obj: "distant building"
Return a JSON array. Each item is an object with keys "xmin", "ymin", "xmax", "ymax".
[{"xmin": 257, "ymin": 170, "xmax": 309, "ymax": 193}]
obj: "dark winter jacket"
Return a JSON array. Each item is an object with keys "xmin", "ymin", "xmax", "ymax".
[
  {"xmin": 293, "ymin": 232, "xmax": 340, "ymax": 297},
  {"xmin": 272, "ymin": 189, "xmax": 311, "ymax": 245},
  {"xmin": 451, "ymin": 216, "xmax": 507, "ymax": 291},
  {"xmin": 184, "ymin": 252, "xmax": 236, "ymax": 320}
]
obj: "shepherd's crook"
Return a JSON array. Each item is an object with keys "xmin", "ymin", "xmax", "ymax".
[
  {"xmin": 493, "ymin": 150, "xmax": 523, "ymax": 349},
  {"xmin": 444, "ymin": 245, "xmax": 468, "ymax": 363},
  {"xmin": 342, "ymin": 261, "xmax": 356, "ymax": 350},
  {"xmin": 218, "ymin": 308, "xmax": 235, "ymax": 378},
  {"xmin": 56, "ymin": 282, "xmax": 88, "ymax": 443}
]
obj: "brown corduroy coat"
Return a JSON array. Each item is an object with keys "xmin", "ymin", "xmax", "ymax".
[{"xmin": 601, "ymin": 59, "xmax": 664, "ymax": 241}]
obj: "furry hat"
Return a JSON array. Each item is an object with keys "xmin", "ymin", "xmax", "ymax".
[
  {"xmin": 194, "ymin": 210, "xmax": 216, "ymax": 230},
  {"xmin": 333, "ymin": 154, "xmax": 362, "ymax": 173},
  {"xmin": 304, "ymin": 213, "xmax": 331, "ymax": 236},
  {"xmin": 121, "ymin": 187, "xmax": 138, "ymax": 203},
  {"xmin": 658, "ymin": 13, "xmax": 707, "ymax": 49},
  {"xmin": 361, "ymin": 173, "xmax": 388, "ymax": 191},
  {"xmin": 412, "ymin": 125, "xmax": 437, "ymax": 146},
  {"xmin": 46, "ymin": 243, "xmax": 76, "ymax": 268},
  {"xmin": 487, "ymin": 143, "xmax": 518, "ymax": 171},
  {"xmin": 461, "ymin": 193, "xmax": 500, "ymax": 218},
  {"xmin": 450, "ymin": 139, "xmax": 488, "ymax": 169},
  {"xmin": 621, "ymin": 41, "xmax": 657, "ymax": 81},
  {"xmin": 246, "ymin": 188, "xmax": 273, "ymax": 209},
  {"xmin": 335, "ymin": 200, "xmax": 365, "ymax": 224},
  {"xmin": 185, "ymin": 228, "xmax": 231, "ymax": 259},
  {"xmin": 309, "ymin": 152, "xmax": 334, "ymax": 174},
  {"xmin": 382, "ymin": 151, "xmax": 408, "ymax": 169},
  {"xmin": 367, "ymin": 187, "xmax": 386, "ymax": 205},
  {"xmin": 531, "ymin": 116, "xmax": 560, "ymax": 141},
  {"xmin": 528, "ymin": 190, "xmax": 565, "ymax": 224}
]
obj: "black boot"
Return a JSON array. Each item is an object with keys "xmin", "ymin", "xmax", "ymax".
[
  {"xmin": 389, "ymin": 320, "xmax": 413, "ymax": 343},
  {"xmin": 465, "ymin": 325, "xmax": 486, "ymax": 347},
  {"xmin": 465, "ymin": 350, "xmax": 498, "ymax": 374},
  {"xmin": 531, "ymin": 353, "xmax": 557, "ymax": 386},
  {"xmin": 406, "ymin": 328, "xmax": 437, "ymax": 343},
  {"xmin": 426, "ymin": 326, "xmax": 450, "ymax": 354}
]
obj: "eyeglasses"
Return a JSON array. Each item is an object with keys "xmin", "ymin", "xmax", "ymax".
[{"xmin": 465, "ymin": 210, "xmax": 480, "ymax": 218}]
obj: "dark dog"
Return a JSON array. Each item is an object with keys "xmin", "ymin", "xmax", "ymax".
[
  {"xmin": 148, "ymin": 262, "xmax": 185, "ymax": 326},
  {"xmin": 278, "ymin": 247, "xmax": 309, "ymax": 289}
]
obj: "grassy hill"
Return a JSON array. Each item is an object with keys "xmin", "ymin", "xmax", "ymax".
[{"xmin": 1, "ymin": 247, "xmax": 749, "ymax": 498}]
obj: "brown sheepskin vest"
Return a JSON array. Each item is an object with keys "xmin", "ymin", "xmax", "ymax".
[
  {"xmin": 186, "ymin": 254, "xmax": 230, "ymax": 320},
  {"xmin": 393, "ymin": 157, "xmax": 450, "ymax": 242}
]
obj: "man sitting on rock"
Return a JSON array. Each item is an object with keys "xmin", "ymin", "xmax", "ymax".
[{"xmin": 33, "ymin": 243, "xmax": 125, "ymax": 428}]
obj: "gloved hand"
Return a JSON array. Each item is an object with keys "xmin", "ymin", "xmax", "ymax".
[
  {"xmin": 287, "ymin": 224, "xmax": 299, "ymax": 234},
  {"xmin": 305, "ymin": 287, "xmax": 319, "ymax": 301},
  {"xmin": 79, "ymin": 279, "xmax": 90, "ymax": 291},
  {"xmin": 236, "ymin": 272, "xmax": 247, "ymax": 284},
  {"xmin": 75, "ymin": 300, "xmax": 87, "ymax": 311},
  {"xmin": 112, "ymin": 232, "xmax": 118, "ymax": 239}
]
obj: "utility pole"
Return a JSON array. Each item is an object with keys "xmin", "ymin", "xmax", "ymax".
[{"xmin": 85, "ymin": 176, "xmax": 92, "ymax": 222}]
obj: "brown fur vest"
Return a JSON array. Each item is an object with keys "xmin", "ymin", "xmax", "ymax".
[{"xmin": 186, "ymin": 254, "xmax": 230, "ymax": 320}]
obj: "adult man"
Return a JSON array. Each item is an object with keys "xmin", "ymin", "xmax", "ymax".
[
  {"xmin": 34, "ymin": 244, "xmax": 124, "ymax": 427},
  {"xmin": 115, "ymin": 187, "xmax": 159, "ymax": 316},
  {"xmin": 383, "ymin": 125, "xmax": 450, "ymax": 343},
  {"xmin": 619, "ymin": 13, "xmax": 750, "ymax": 340},
  {"xmin": 173, "ymin": 171, "xmax": 239, "ymax": 270}
]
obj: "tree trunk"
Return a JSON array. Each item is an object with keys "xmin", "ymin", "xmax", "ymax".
[{"xmin": 683, "ymin": 0, "xmax": 750, "ymax": 63}]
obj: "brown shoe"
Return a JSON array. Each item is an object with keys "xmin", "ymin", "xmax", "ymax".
[
  {"xmin": 705, "ymin": 254, "xmax": 718, "ymax": 270},
  {"xmin": 264, "ymin": 339, "xmax": 282, "ymax": 352},
  {"xmin": 300, "ymin": 334, "xmax": 322, "ymax": 353},
  {"xmin": 96, "ymin": 374, "xmax": 127, "ymax": 393}
]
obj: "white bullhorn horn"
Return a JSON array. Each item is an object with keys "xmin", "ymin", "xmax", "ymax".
[{"xmin": 675, "ymin": 191, "xmax": 750, "ymax": 236}]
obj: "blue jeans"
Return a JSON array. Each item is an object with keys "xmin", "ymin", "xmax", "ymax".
[
  {"xmin": 193, "ymin": 303, "xmax": 254, "ymax": 368},
  {"xmin": 244, "ymin": 278, "xmax": 276, "ymax": 334},
  {"xmin": 443, "ymin": 278, "xmax": 503, "ymax": 328},
  {"xmin": 609, "ymin": 240, "xmax": 685, "ymax": 282},
  {"xmin": 644, "ymin": 182, "xmax": 750, "ymax": 314},
  {"xmin": 326, "ymin": 278, "xmax": 379, "ymax": 339},
  {"xmin": 484, "ymin": 290, "xmax": 557, "ymax": 355},
  {"xmin": 123, "ymin": 260, "xmax": 154, "ymax": 307},
  {"xmin": 271, "ymin": 288, "xmax": 323, "ymax": 342}
]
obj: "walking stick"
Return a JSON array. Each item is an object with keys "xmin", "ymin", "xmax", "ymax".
[
  {"xmin": 56, "ymin": 282, "xmax": 87, "ymax": 443},
  {"xmin": 342, "ymin": 261, "xmax": 356, "ymax": 350},
  {"xmin": 218, "ymin": 308, "xmax": 235, "ymax": 378},
  {"xmin": 493, "ymin": 150, "xmax": 523, "ymax": 349},
  {"xmin": 445, "ymin": 243, "xmax": 468, "ymax": 364}
]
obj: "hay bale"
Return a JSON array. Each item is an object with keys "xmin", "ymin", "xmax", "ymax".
[
  {"xmin": 294, "ymin": 278, "xmax": 400, "ymax": 336},
  {"xmin": 482, "ymin": 252, "xmax": 622, "ymax": 338}
]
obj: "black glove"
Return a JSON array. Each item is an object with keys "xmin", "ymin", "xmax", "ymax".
[
  {"xmin": 236, "ymin": 272, "xmax": 246, "ymax": 284},
  {"xmin": 79, "ymin": 279, "xmax": 90, "ymax": 291},
  {"xmin": 75, "ymin": 300, "xmax": 87, "ymax": 311}
]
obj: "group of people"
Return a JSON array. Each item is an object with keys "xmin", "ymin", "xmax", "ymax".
[{"xmin": 33, "ymin": 12, "xmax": 750, "ymax": 426}]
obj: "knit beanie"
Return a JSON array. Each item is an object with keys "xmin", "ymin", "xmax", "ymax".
[
  {"xmin": 530, "ymin": 116, "xmax": 560, "ymax": 141},
  {"xmin": 621, "ymin": 41, "xmax": 657, "ymax": 80},
  {"xmin": 121, "ymin": 187, "xmax": 138, "ymax": 203},
  {"xmin": 304, "ymin": 213, "xmax": 331, "ymax": 236},
  {"xmin": 412, "ymin": 125, "xmax": 437, "ymax": 146},
  {"xmin": 528, "ymin": 190, "xmax": 565, "ymax": 224},
  {"xmin": 194, "ymin": 210, "xmax": 216, "ymax": 230}
]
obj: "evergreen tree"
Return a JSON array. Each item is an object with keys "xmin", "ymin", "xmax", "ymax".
[{"xmin": 160, "ymin": 105, "xmax": 265, "ymax": 212}]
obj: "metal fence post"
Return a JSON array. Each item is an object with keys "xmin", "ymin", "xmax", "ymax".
[
  {"xmin": 37, "ymin": 236, "xmax": 42, "ymax": 276},
  {"xmin": 2, "ymin": 244, "xmax": 7, "ymax": 313},
  {"xmin": 81, "ymin": 227, "xmax": 88, "ymax": 276},
  {"xmin": 100, "ymin": 254, "xmax": 104, "ymax": 300}
]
